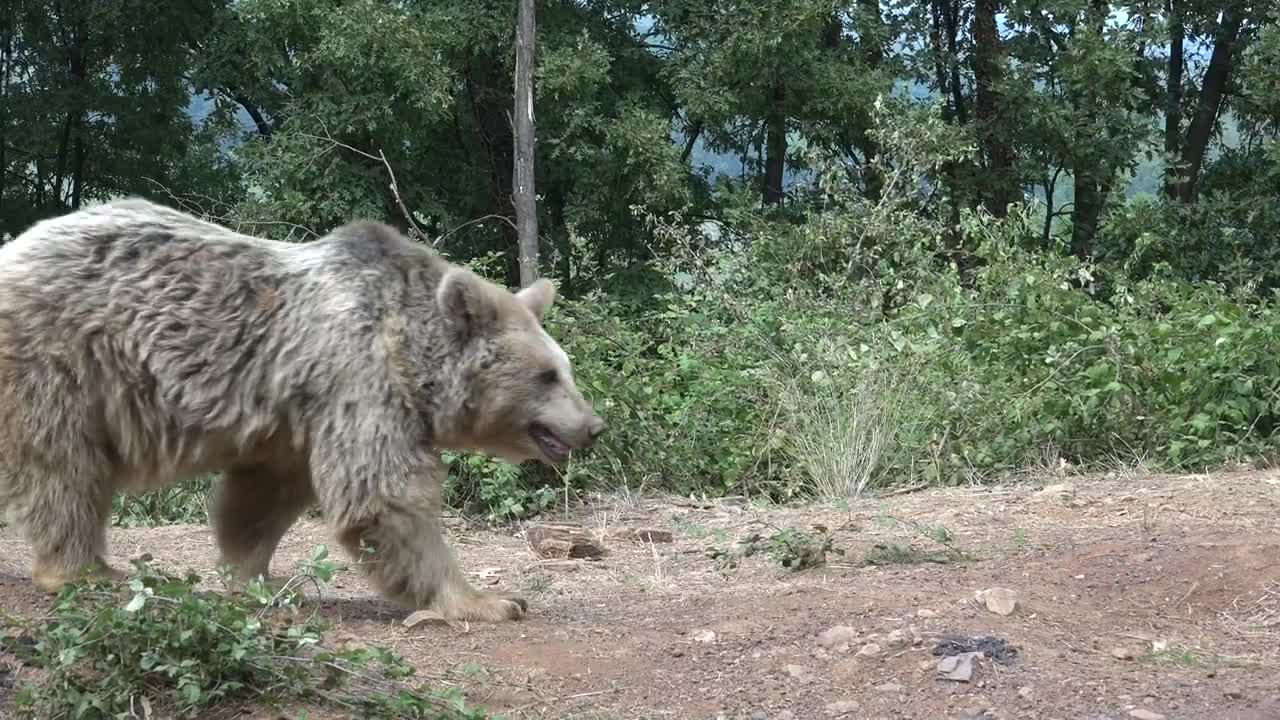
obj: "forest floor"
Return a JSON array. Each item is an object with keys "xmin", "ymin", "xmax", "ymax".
[{"xmin": 0, "ymin": 468, "xmax": 1278, "ymax": 720}]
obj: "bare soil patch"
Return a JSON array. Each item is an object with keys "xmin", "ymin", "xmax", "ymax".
[{"xmin": 1, "ymin": 469, "xmax": 1278, "ymax": 719}]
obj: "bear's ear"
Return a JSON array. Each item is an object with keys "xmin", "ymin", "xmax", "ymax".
[
  {"xmin": 514, "ymin": 278, "xmax": 556, "ymax": 321},
  {"xmin": 436, "ymin": 268, "xmax": 499, "ymax": 339}
]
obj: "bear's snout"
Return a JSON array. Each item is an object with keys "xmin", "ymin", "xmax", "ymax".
[{"xmin": 586, "ymin": 415, "xmax": 607, "ymax": 443}]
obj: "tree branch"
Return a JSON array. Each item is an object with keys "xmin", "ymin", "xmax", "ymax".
[{"xmin": 298, "ymin": 130, "xmax": 434, "ymax": 246}]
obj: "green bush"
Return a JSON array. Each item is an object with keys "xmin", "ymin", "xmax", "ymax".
[{"xmin": 1, "ymin": 550, "xmax": 489, "ymax": 719}]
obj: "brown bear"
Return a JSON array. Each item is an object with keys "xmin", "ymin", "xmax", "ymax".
[{"xmin": 0, "ymin": 198, "xmax": 605, "ymax": 622}]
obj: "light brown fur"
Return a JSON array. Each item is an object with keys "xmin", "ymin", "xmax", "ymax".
[{"xmin": 0, "ymin": 199, "xmax": 604, "ymax": 621}]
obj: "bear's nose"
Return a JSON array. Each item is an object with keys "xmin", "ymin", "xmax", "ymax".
[{"xmin": 587, "ymin": 415, "xmax": 607, "ymax": 442}]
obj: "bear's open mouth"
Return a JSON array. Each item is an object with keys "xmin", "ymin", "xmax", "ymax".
[{"xmin": 530, "ymin": 423, "xmax": 571, "ymax": 462}]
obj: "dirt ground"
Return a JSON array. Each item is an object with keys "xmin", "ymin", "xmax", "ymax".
[{"xmin": 1, "ymin": 469, "xmax": 1278, "ymax": 720}]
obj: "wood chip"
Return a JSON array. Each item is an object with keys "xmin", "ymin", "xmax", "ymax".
[{"xmin": 525, "ymin": 523, "xmax": 607, "ymax": 559}]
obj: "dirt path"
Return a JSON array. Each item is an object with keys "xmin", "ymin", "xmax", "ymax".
[{"xmin": 1, "ymin": 469, "xmax": 1278, "ymax": 719}]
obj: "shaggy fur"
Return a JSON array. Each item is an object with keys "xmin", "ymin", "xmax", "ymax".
[{"xmin": 0, "ymin": 198, "xmax": 604, "ymax": 621}]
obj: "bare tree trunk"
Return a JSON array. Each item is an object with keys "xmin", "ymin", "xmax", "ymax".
[
  {"xmin": 1162, "ymin": 0, "xmax": 1183, "ymax": 198},
  {"xmin": 1175, "ymin": 5, "xmax": 1244, "ymax": 203},
  {"xmin": 972, "ymin": 0, "xmax": 1014, "ymax": 217},
  {"xmin": 513, "ymin": 0, "xmax": 539, "ymax": 287},
  {"xmin": 762, "ymin": 79, "xmax": 786, "ymax": 205}
]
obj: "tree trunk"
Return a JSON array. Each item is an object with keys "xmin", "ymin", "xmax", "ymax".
[
  {"xmin": 1071, "ymin": 170, "xmax": 1112, "ymax": 259},
  {"xmin": 1175, "ymin": 5, "xmax": 1245, "ymax": 203},
  {"xmin": 70, "ymin": 39, "xmax": 88, "ymax": 210},
  {"xmin": 944, "ymin": 0, "xmax": 967, "ymax": 126},
  {"xmin": 680, "ymin": 120, "xmax": 703, "ymax": 164},
  {"xmin": 513, "ymin": 0, "xmax": 539, "ymax": 287},
  {"xmin": 1162, "ymin": 0, "xmax": 1184, "ymax": 198},
  {"xmin": 51, "ymin": 115, "xmax": 74, "ymax": 209},
  {"xmin": 850, "ymin": 2, "xmax": 885, "ymax": 201},
  {"xmin": 464, "ymin": 55, "xmax": 518, "ymax": 287},
  {"xmin": 929, "ymin": 0, "xmax": 965, "ymax": 260},
  {"xmin": 972, "ymin": 0, "xmax": 1014, "ymax": 217},
  {"xmin": 762, "ymin": 80, "xmax": 786, "ymax": 205},
  {"xmin": 231, "ymin": 91, "xmax": 273, "ymax": 138},
  {"xmin": 0, "ymin": 15, "xmax": 9, "ymax": 216}
]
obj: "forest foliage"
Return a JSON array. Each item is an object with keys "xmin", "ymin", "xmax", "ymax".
[{"xmin": 4, "ymin": 0, "xmax": 1280, "ymax": 518}]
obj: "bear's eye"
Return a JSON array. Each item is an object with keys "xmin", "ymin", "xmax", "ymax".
[{"xmin": 538, "ymin": 368, "xmax": 559, "ymax": 385}]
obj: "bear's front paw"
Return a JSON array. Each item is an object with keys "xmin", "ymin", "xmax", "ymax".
[{"xmin": 441, "ymin": 589, "xmax": 528, "ymax": 622}]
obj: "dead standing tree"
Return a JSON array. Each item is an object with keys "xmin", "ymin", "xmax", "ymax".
[{"xmin": 513, "ymin": 0, "xmax": 539, "ymax": 287}]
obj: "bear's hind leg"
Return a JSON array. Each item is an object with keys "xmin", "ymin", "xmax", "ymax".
[
  {"xmin": 212, "ymin": 461, "xmax": 316, "ymax": 582},
  {"xmin": 334, "ymin": 490, "xmax": 526, "ymax": 622}
]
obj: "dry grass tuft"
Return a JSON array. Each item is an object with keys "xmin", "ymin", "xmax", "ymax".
[{"xmin": 780, "ymin": 364, "xmax": 913, "ymax": 500}]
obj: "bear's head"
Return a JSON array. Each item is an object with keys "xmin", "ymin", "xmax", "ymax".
[{"xmin": 432, "ymin": 266, "xmax": 606, "ymax": 465}]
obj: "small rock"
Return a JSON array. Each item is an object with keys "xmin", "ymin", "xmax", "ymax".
[
  {"xmin": 908, "ymin": 624, "xmax": 924, "ymax": 645},
  {"xmin": 916, "ymin": 608, "xmax": 938, "ymax": 618},
  {"xmin": 918, "ymin": 659, "xmax": 935, "ymax": 671},
  {"xmin": 750, "ymin": 712, "xmax": 767, "ymax": 720},
  {"xmin": 875, "ymin": 682, "xmax": 903, "ymax": 693},
  {"xmin": 693, "ymin": 629, "xmax": 716, "ymax": 643},
  {"xmin": 824, "ymin": 700, "xmax": 861, "ymax": 716},
  {"xmin": 976, "ymin": 587, "xmax": 1019, "ymax": 616},
  {"xmin": 783, "ymin": 664, "xmax": 814, "ymax": 684},
  {"xmin": 817, "ymin": 625, "xmax": 858, "ymax": 650},
  {"xmin": 856, "ymin": 642, "xmax": 882, "ymax": 658},
  {"xmin": 778, "ymin": 712, "xmax": 795, "ymax": 720},
  {"xmin": 936, "ymin": 652, "xmax": 980, "ymax": 682},
  {"xmin": 1111, "ymin": 646, "xmax": 1138, "ymax": 660},
  {"xmin": 1018, "ymin": 686, "xmax": 1034, "ymax": 699},
  {"xmin": 1129, "ymin": 711, "xmax": 1166, "ymax": 720},
  {"xmin": 884, "ymin": 629, "xmax": 909, "ymax": 650}
]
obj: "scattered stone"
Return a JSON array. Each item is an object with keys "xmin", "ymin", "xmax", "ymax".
[
  {"xmin": 916, "ymin": 608, "xmax": 938, "ymax": 619},
  {"xmin": 856, "ymin": 642, "xmax": 882, "ymax": 658},
  {"xmin": 936, "ymin": 652, "xmax": 981, "ymax": 682},
  {"xmin": 1018, "ymin": 686, "xmax": 1034, "ymax": 700},
  {"xmin": 402, "ymin": 610, "xmax": 449, "ymax": 629},
  {"xmin": 884, "ymin": 629, "xmax": 909, "ymax": 650},
  {"xmin": 613, "ymin": 527, "xmax": 674, "ymax": 544},
  {"xmin": 875, "ymin": 682, "xmax": 903, "ymax": 693},
  {"xmin": 1129, "ymin": 711, "xmax": 1166, "ymax": 720},
  {"xmin": 824, "ymin": 700, "xmax": 861, "ymax": 715},
  {"xmin": 1035, "ymin": 482, "xmax": 1076, "ymax": 501},
  {"xmin": 976, "ymin": 587, "xmax": 1019, "ymax": 616},
  {"xmin": 1111, "ymin": 646, "xmax": 1138, "ymax": 660},
  {"xmin": 931, "ymin": 634, "xmax": 1018, "ymax": 663},
  {"xmin": 783, "ymin": 663, "xmax": 817, "ymax": 686},
  {"xmin": 918, "ymin": 659, "xmax": 935, "ymax": 671},
  {"xmin": 693, "ymin": 629, "xmax": 717, "ymax": 643},
  {"xmin": 817, "ymin": 625, "xmax": 858, "ymax": 650}
]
